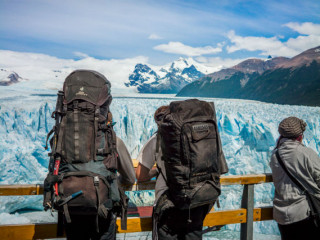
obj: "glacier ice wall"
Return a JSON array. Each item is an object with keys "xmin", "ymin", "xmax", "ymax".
[{"xmin": 0, "ymin": 93, "xmax": 320, "ymax": 235}]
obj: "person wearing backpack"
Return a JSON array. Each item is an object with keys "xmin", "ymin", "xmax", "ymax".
[
  {"xmin": 136, "ymin": 100, "xmax": 228, "ymax": 240},
  {"xmin": 270, "ymin": 117, "xmax": 320, "ymax": 240},
  {"xmin": 43, "ymin": 70, "xmax": 135, "ymax": 240}
]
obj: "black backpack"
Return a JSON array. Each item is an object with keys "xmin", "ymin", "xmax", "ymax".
[
  {"xmin": 157, "ymin": 99, "xmax": 222, "ymax": 209},
  {"xmin": 43, "ymin": 70, "xmax": 128, "ymax": 231}
]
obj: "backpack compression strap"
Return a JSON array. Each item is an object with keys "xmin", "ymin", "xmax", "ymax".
[
  {"xmin": 155, "ymin": 133, "xmax": 168, "ymax": 184},
  {"xmin": 73, "ymin": 101, "xmax": 80, "ymax": 162}
]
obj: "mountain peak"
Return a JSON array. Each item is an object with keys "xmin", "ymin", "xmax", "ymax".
[
  {"xmin": 171, "ymin": 57, "xmax": 190, "ymax": 69},
  {"xmin": 0, "ymin": 69, "xmax": 25, "ymax": 86},
  {"xmin": 231, "ymin": 57, "xmax": 290, "ymax": 74},
  {"xmin": 232, "ymin": 58, "xmax": 265, "ymax": 73},
  {"xmin": 125, "ymin": 58, "xmax": 208, "ymax": 93}
]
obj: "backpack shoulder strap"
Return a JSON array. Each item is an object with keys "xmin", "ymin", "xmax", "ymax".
[
  {"xmin": 155, "ymin": 132, "xmax": 160, "ymax": 155},
  {"xmin": 275, "ymin": 150, "xmax": 306, "ymax": 192},
  {"xmin": 118, "ymin": 186, "xmax": 128, "ymax": 230}
]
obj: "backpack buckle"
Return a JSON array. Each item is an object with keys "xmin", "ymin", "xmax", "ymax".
[
  {"xmin": 63, "ymin": 105, "xmax": 67, "ymax": 114},
  {"xmin": 58, "ymin": 174, "xmax": 64, "ymax": 182},
  {"xmin": 94, "ymin": 176, "xmax": 99, "ymax": 186},
  {"xmin": 73, "ymin": 101, "xmax": 79, "ymax": 109}
]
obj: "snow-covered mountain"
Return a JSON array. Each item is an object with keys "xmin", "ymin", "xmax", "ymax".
[
  {"xmin": 0, "ymin": 50, "xmax": 148, "ymax": 93},
  {"xmin": 0, "ymin": 69, "xmax": 26, "ymax": 86},
  {"xmin": 125, "ymin": 58, "xmax": 211, "ymax": 93}
]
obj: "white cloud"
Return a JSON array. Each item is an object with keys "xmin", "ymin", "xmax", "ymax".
[
  {"xmin": 148, "ymin": 34, "xmax": 163, "ymax": 40},
  {"xmin": 226, "ymin": 22, "xmax": 320, "ymax": 58},
  {"xmin": 195, "ymin": 56, "xmax": 248, "ymax": 73},
  {"xmin": 284, "ymin": 22, "xmax": 320, "ymax": 51},
  {"xmin": 73, "ymin": 51, "xmax": 90, "ymax": 58},
  {"xmin": 284, "ymin": 22, "xmax": 320, "ymax": 35},
  {"xmin": 226, "ymin": 30, "xmax": 299, "ymax": 57},
  {"xmin": 285, "ymin": 34, "xmax": 320, "ymax": 52},
  {"xmin": 154, "ymin": 41, "xmax": 222, "ymax": 56},
  {"xmin": 0, "ymin": 50, "xmax": 148, "ymax": 92}
]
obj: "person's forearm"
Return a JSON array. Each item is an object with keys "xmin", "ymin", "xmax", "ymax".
[{"xmin": 136, "ymin": 164, "xmax": 157, "ymax": 182}]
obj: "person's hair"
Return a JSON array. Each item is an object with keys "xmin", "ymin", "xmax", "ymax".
[
  {"xmin": 154, "ymin": 105, "xmax": 169, "ymax": 123},
  {"xmin": 275, "ymin": 135, "xmax": 303, "ymax": 149},
  {"xmin": 275, "ymin": 136, "xmax": 284, "ymax": 149}
]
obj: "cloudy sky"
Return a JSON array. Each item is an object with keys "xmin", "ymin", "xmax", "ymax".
[{"xmin": 0, "ymin": 0, "xmax": 319, "ymax": 88}]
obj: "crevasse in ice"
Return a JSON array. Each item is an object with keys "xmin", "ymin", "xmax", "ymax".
[{"xmin": 0, "ymin": 94, "xmax": 319, "ymax": 236}]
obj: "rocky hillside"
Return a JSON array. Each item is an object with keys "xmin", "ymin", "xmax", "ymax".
[{"xmin": 177, "ymin": 46, "xmax": 320, "ymax": 106}]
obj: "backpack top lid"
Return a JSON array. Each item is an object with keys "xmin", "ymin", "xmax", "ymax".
[
  {"xmin": 168, "ymin": 99, "xmax": 214, "ymax": 123},
  {"xmin": 63, "ymin": 70, "xmax": 111, "ymax": 106}
]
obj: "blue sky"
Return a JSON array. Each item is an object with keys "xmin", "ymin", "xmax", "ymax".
[{"xmin": 0, "ymin": 0, "xmax": 319, "ymax": 65}]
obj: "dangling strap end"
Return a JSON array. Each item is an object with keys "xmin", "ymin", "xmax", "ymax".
[
  {"xmin": 121, "ymin": 207, "xmax": 128, "ymax": 230},
  {"xmin": 63, "ymin": 204, "xmax": 71, "ymax": 223}
]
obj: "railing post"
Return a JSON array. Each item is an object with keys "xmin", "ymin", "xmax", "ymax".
[{"xmin": 240, "ymin": 184, "xmax": 254, "ymax": 240}]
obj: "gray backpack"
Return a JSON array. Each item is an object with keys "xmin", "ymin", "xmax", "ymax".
[
  {"xmin": 43, "ymin": 70, "xmax": 127, "ymax": 231},
  {"xmin": 157, "ymin": 99, "xmax": 223, "ymax": 210}
]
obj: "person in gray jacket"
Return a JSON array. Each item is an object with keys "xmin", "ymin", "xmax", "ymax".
[{"xmin": 270, "ymin": 116, "xmax": 320, "ymax": 240}]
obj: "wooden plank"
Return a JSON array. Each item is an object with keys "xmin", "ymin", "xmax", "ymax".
[
  {"xmin": 127, "ymin": 206, "xmax": 214, "ymax": 218},
  {"xmin": 0, "ymin": 223, "xmax": 60, "ymax": 240},
  {"xmin": 0, "ymin": 207, "xmax": 273, "ymax": 239},
  {"xmin": 203, "ymin": 208, "xmax": 246, "ymax": 226},
  {"xmin": 253, "ymin": 207, "xmax": 273, "ymax": 221},
  {"xmin": 117, "ymin": 217, "xmax": 153, "ymax": 233},
  {"xmin": 0, "ymin": 182, "xmax": 155, "ymax": 195},
  {"xmin": 0, "ymin": 181, "xmax": 156, "ymax": 195},
  {"xmin": 122, "ymin": 173, "xmax": 273, "ymax": 191},
  {"xmin": 132, "ymin": 159, "xmax": 139, "ymax": 168},
  {"xmin": 133, "ymin": 159, "xmax": 273, "ymax": 185},
  {"xmin": 0, "ymin": 174, "xmax": 273, "ymax": 196},
  {"xmin": 221, "ymin": 174, "xmax": 273, "ymax": 186},
  {"xmin": 0, "ymin": 184, "xmax": 43, "ymax": 196},
  {"xmin": 123, "ymin": 181, "xmax": 156, "ymax": 191}
]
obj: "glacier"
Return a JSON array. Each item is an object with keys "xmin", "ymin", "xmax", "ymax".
[{"xmin": 0, "ymin": 90, "xmax": 319, "ymax": 239}]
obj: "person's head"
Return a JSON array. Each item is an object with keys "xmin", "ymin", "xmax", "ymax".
[
  {"xmin": 154, "ymin": 105, "xmax": 169, "ymax": 126},
  {"xmin": 278, "ymin": 116, "xmax": 307, "ymax": 142}
]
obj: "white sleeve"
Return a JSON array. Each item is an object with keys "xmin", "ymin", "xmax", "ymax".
[
  {"xmin": 116, "ymin": 137, "xmax": 135, "ymax": 185},
  {"xmin": 137, "ymin": 135, "xmax": 157, "ymax": 170}
]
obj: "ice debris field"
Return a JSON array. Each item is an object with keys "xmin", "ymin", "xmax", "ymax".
[{"xmin": 0, "ymin": 89, "xmax": 319, "ymax": 239}]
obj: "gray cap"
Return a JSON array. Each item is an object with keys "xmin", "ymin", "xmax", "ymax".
[{"xmin": 278, "ymin": 117, "xmax": 307, "ymax": 138}]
